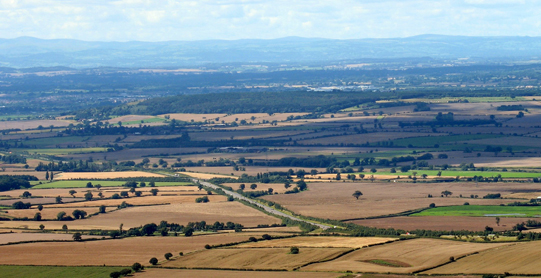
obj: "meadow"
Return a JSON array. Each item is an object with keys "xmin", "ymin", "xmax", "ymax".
[
  {"xmin": 412, "ymin": 205, "xmax": 541, "ymax": 217},
  {"xmin": 0, "ymin": 266, "xmax": 126, "ymax": 278}
]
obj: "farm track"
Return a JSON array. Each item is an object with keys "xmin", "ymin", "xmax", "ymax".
[{"xmin": 191, "ymin": 178, "xmax": 332, "ymax": 230}]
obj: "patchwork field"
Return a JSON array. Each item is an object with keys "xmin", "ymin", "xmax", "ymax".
[
  {"xmin": 0, "ymin": 232, "xmax": 293, "ymax": 266},
  {"xmin": 162, "ymin": 247, "xmax": 351, "ymax": 270},
  {"xmin": 0, "ymin": 232, "xmax": 103, "ymax": 245},
  {"xmin": 302, "ymin": 238, "xmax": 511, "ymax": 273},
  {"xmin": 0, "ymin": 201, "xmax": 280, "ymax": 230},
  {"xmin": 424, "ymin": 240, "xmax": 541, "ymax": 275}
]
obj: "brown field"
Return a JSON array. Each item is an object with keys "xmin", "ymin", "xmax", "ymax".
[
  {"xmin": 0, "ymin": 232, "xmax": 293, "ymax": 266},
  {"xmin": 424, "ymin": 240, "xmax": 541, "ymax": 275},
  {"xmin": 180, "ymin": 171, "xmax": 238, "ymax": 179},
  {"xmin": 235, "ymin": 236, "xmax": 398, "ymax": 248},
  {"xmin": 132, "ymin": 268, "xmax": 339, "ymax": 278},
  {"xmin": 263, "ymin": 182, "xmax": 514, "ymax": 220},
  {"xmin": 55, "ymin": 171, "xmax": 166, "ymax": 180},
  {"xmin": 349, "ymin": 216, "xmax": 534, "ymax": 232},
  {"xmin": 0, "ymin": 119, "xmax": 74, "ymax": 130},
  {"xmin": 5, "ymin": 186, "xmax": 200, "ymax": 199},
  {"xmin": 0, "ymin": 197, "xmax": 85, "ymax": 206},
  {"xmin": 0, "ymin": 232, "xmax": 102, "ymax": 244},
  {"xmin": 162, "ymin": 247, "xmax": 351, "ymax": 270},
  {"xmin": 303, "ymin": 238, "xmax": 511, "ymax": 273},
  {"xmin": 0, "ymin": 201, "xmax": 279, "ymax": 230}
]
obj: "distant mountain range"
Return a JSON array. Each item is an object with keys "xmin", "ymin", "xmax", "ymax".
[{"xmin": 1, "ymin": 35, "xmax": 541, "ymax": 68}]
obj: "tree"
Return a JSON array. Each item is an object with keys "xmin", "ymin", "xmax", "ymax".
[
  {"xmin": 139, "ymin": 182, "xmax": 146, "ymax": 187},
  {"xmin": 129, "ymin": 187, "xmax": 136, "ymax": 194},
  {"xmin": 120, "ymin": 191, "xmax": 129, "ymax": 198},
  {"xmin": 132, "ymin": 262, "xmax": 143, "ymax": 272},
  {"xmin": 150, "ymin": 188, "xmax": 159, "ymax": 196},
  {"xmin": 57, "ymin": 211, "xmax": 66, "ymax": 220},
  {"xmin": 496, "ymin": 217, "xmax": 501, "ymax": 226},
  {"xmin": 39, "ymin": 224, "xmax": 45, "ymax": 231},
  {"xmin": 45, "ymin": 171, "xmax": 49, "ymax": 181},
  {"xmin": 55, "ymin": 196, "xmax": 63, "ymax": 204},
  {"xmin": 86, "ymin": 182, "xmax": 93, "ymax": 188},
  {"xmin": 352, "ymin": 190, "xmax": 363, "ymax": 200},
  {"xmin": 21, "ymin": 191, "xmax": 31, "ymax": 198},
  {"xmin": 149, "ymin": 257, "xmax": 158, "ymax": 265},
  {"xmin": 50, "ymin": 171, "xmax": 54, "ymax": 181},
  {"xmin": 141, "ymin": 223, "xmax": 158, "ymax": 236},
  {"xmin": 84, "ymin": 191, "xmax": 93, "ymax": 201},
  {"xmin": 370, "ymin": 168, "xmax": 377, "ymax": 173},
  {"xmin": 262, "ymin": 234, "xmax": 272, "ymax": 240},
  {"xmin": 268, "ymin": 188, "xmax": 274, "ymax": 194},
  {"xmin": 250, "ymin": 184, "xmax": 257, "ymax": 190},
  {"xmin": 72, "ymin": 232, "xmax": 82, "ymax": 241},
  {"xmin": 98, "ymin": 192, "xmax": 104, "ymax": 198},
  {"xmin": 239, "ymin": 183, "xmax": 245, "ymax": 190},
  {"xmin": 95, "ymin": 184, "xmax": 102, "ymax": 190},
  {"xmin": 429, "ymin": 203, "xmax": 436, "ymax": 208},
  {"xmin": 184, "ymin": 227, "xmax": 194, "ymax": 237},
  {"xmin": 69, "ymin": 190, "xmax": 77, "ymax": 198},
  {"xmin": 335, "ymin": 173, "xmax": 341, "ymax": 180},
  {"xmin": 290, "ymin": 246, "xmax": 299, "ymax": 254},
  {"xmin": 33, "ymin": 212, "xmax": 42, "ymax": 221},
  {"xmin": 135, "ymin": 191, "xmax": 142, "ymax": 197},
  {"xmin": 37, "ymin": 204, "xmax": 43, "ymax": 211},
  {"xmin": 442, "ymin": 190, "xmax": 453, "ymax": 197},
  {"xmin": 110, "ymin": 272, "xmax": 121, "ymax": 278},
  {"xmin": 149, "ymin": 181, "xmax": 155, "ymax": 187},
  {"xmin": 72, "ymin": 210, "xmax": 87, "ymax": 219},
  {"xmin": 62, "ymin": 224, "xmax": 68, "ymax": 232},
  {"xmin": 164, "ymin": 252, "xmax": 173, "ymax": 260},
  {"xmin": 197, "ymin": 184, "xmax": 203, "ymax": 191}
]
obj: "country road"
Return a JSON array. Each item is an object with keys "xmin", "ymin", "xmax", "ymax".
[{"xmin": 192, "ymin": 178, "xmax": 332, "ymax": 230}]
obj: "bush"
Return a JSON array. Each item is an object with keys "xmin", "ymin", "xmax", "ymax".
[
  {"xmin": 132, "ymin": 262, "xmax": 143, "ymax": 272},
  {"xmin": 204, "ymin": 244, "xmax": 211, "ymax": 249},
  {"xmin": 109, "ymin": 271, "xmax": 121, "ymax": 278},
  {"xmin": 164, "ymin": 252, "xmax": 173, "ymax": 260},
  {"xmin": 261, "ymin": 234, "xmax": 272, "ymax": 240},
  {"xmin": 249, "ymin": 236, "xmax": 258, "ymax": 242},
  {"xmin": 149, "ymin": 257, "xmax": 158, "ymax": 265},
  {"xmin": 429, "ymin": 203, "xmax": 436, "ymax": 208},
  {"xmin": 290, "ymin": 246, "xmax": 299, "ymax": 254},
  {"xmin": 119, "ymin": 269, "xmax": 132, "ymax": 276}
]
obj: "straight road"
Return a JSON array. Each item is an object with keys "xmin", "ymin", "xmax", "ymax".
[{"xmin": 192, "ymin": 178, "xmax": 332, "ymax": 230}]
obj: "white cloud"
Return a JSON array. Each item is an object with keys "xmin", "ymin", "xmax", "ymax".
[{"xmin": 0, "ymin": 0, "xmax": 541, "ymax": 41}]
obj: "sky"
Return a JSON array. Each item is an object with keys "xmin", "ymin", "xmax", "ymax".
[{"xmin": 0, "ymin": 0, "xmax": 540, "ymax": 41}]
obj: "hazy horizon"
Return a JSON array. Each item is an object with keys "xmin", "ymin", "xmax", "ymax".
[{"xmin": 1, "ymin": 0, "xmax": 540, "ymax": 42}]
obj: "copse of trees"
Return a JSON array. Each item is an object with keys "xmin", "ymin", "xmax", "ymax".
[{"xmin": 0, "ymin": 175, "xmax": 36, "ymax": 192}]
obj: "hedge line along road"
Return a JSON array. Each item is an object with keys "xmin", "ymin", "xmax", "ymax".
[{"xmin": 192, "ymin": 178, "xmax": 332, "ymax": 230}]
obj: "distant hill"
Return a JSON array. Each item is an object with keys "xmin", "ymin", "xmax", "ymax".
[{"xmin": 1, "ymin": 35, "xmax": 541, "ymax": 68}]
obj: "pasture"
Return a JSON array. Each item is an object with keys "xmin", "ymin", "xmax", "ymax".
[
  {"xmin": 412, "ymin": 205, "xmax": 541, "ymax": 217},
  {"xmin": 302, "ymin": 238, "xmax": 511, "ymax": 273},
  {"xmin": 54, "ymin": 171, "xmax": 166, "ymax": 180},
  {"xmin": 162, "ymin": 247, "xmax": 351, "ymax": 270}
]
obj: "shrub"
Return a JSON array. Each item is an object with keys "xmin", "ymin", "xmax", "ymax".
[
  {"xmin": 132, "ymin": 262, "xmax": 143, "ymax": 272},
  {"xmin": 290, "ymin": 246, "xmax": 299, "ymax": 254},
  {"xmin": 261, "ymin": 234, "xmax": 272, "ymax": 240},
  {"xmin": 149, "ymin": 257, "xmax": 158, "ymax": 265},
  {"xmin": 429, "ymin": 203, "xmax": 436, "ymax": 208},
  {"xmin": 164, "ymin": 252, "xmax": 173, "ymax": 260},
  {"xmin": 204, "ymin": 244, "xmax": 211, "ymax": 249}
]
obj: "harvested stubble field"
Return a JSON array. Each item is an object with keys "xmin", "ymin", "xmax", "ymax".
[
  {"xmin": 189, "ymin": 129, "xmax": 310, "ymax": 141},
  {"xmin": 235, "ymin": 236, "xmax": 398, "ymax": 248},
  {"xmin": 55, "ymin": 171, "xmax": 166, "ymax": 180},
  {"xmin": 5, "ymin": 201, "xmax": 279, "ymax": 230},
  {"xmin": 163, "ymin": 112, "xmax": 309, "ymax": 124},
  {"xmin": 263, "ymin": 182, "xmax": 512, "ymax": 220},
  {"xmin": 132, "ymin": 268, "xmax": 339, "ymax": 278},
  {"xmin": 0, "ymin": 197, "xmax": 85, "ymax": 206},
  {"xmin": 162, "ymin": 247, "xmax": 351, "ymax": 270},
  {"xmin": 31, "ymin": 181, "xmax": 193, "ymax": 189},
  {"xmin": 349, "ymin": 216, "xmax": 534, "ymax": 232},
  {"xmin": 0, "ymin": 232, "xmax": 103, "ymax": 245},
  {"xmin": 183, "ymin": 166, "xmax": 327, "ymax": 177},
  {"xmin": 302, "ymin": 238, "xmax": 512, "ymax": 273},
  {"xmin": 0, "ymin": 232, "xmax": 293, "ymax": 266},
  {"xmin": 424, "ymin": 240, "xmax": 541, "ymax": 275}
]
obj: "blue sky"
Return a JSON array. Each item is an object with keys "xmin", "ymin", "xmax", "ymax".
[{"xmin": 0, "ymin": 0, "xmax": 539, "ymax": 41}]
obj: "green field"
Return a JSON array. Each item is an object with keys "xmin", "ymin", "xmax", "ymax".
[
  {"xmin": 16, "ymin": 147, "xmax": 107, "ymax": 155},
  {"xmin": 369, "ymin": 170, "xmax": 541, "ymax": 179},
  {"xmin": 32, "ymin": 180, "xmax": 193, "ymax": 189},
  {"xmin": 116, "ymin": 117, "xmax": 166, "ymax": 126},
  {"xmin": 0, "ymin": 265, "xmax": 127, "ymax": 278},
  {"xmin": 412, "ymin": 205, "xmax": 541, "ymax": 217}
]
